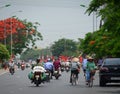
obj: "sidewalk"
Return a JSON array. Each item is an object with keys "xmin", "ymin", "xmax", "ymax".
[
  {"xmin": 0, "ymin": 68, "xmax": 9, "ymax": 75},
  {"xmin": 0, "ymin": 65, "xmax": 19, "ymax": 75}
]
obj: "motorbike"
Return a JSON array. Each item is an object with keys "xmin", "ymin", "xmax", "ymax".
[
  {"xmin": 65, "ymin": 66, "xmax": 70, "ymax": 72},
  {"xmin": 61, "ymin": 67, "xmax": 64, "ymax": 72},
  {"xmin": 54, "ymin": 69, "xmax": 61, "ymax": 79},
  {"xmin": 21, "ymin": 64, "xmax": 25, "ymax": 70},
  {"xmin": 9, "ymin": 67, "xmax": 15, "ymax": 75},
  {"xmin": 33, "ymin": 71, "xmax": 43, "ymax": 86},
  {"xmin": 17, "ymin": 62, "xmax": 21, "ymax": 69},
  {"xmin": 45, "ymin": 70, "xmax": 51, "ymax": 82}
]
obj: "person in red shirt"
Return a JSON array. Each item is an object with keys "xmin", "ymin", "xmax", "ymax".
[
  {"xmin": 53, "ymin": 59, "xmax": 61, "ymax": 71},
  {"xmin": 79, "ymin": 56, "xmax": 83, "ymax": 64}
]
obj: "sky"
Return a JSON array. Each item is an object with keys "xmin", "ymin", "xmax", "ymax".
[{"xmin": 0, "ymin": 0, "xmax": 99, "ymax": 48}]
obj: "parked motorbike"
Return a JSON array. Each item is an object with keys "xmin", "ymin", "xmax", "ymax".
[{"xmin": 9, "ymin": 67, "xmax": 15, "ymax": 75}]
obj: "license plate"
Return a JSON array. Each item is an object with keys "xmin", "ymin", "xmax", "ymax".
[
  {"xmin": 111, "ymin": 77, "xmax": 120, "ymax": 80},
  {"xmin": 45, "ymin": 73, "xmax": 49, "ymax": 75},
  {"xmin": 35, "ymin": 75, "xmax": 39, "ymax": 78},
  {"xmin": 54, "ymin": 71, "xmax": 58, "ymax": 74}
]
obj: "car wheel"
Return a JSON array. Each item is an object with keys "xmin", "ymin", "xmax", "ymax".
[{"xmin": 99, "ymin": 76, "xmax": 106, "ymax": 87}]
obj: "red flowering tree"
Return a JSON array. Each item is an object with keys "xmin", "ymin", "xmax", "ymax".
[
  {"xmin": 89, "ymin": 40, "xmax": 95, "ymax": 45},
  {"xmin": 0, "ymin": 18, "xmax": 25, "ymax": 39},
  {"xmin": 0, "ymin": 17, "xmax": 43, "ymax": 55}
]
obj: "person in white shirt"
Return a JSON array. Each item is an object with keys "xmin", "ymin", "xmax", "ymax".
[
  {"xmin": 30, "ymin": 65, "xmax": 46, "ymax": 83},
  {"xmin": 8, "ymin": 60, "xmax": 15, "ymax": 73},
  {"xmin": 65, "ymin": 60, "xmax": 70, "ymax": 67},
  {"xmin": 32, "ymin": 66, "xmax": 46, "ymax": 73}
]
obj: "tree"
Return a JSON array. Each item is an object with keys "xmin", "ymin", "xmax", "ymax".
[
  {"xmin": 0, "ymin": 17, "xmax": 43, "ymax": 55},
  {"xmin": 51, "ymin": 38, "xmax": 77, "ymax": 57},
  {"xmin": 86, "ymin": 0, "xmax": 120, "ymax": 34},
  {"xmin": 20, "ymin": 47, "xmax": 52, "ymax": 61},
  {"xmin": 0, "ymin": 43, "xmax": 10, "ymax": 63},
  {"xmin": 12, "ymin": 18, "xmax": 43, "ymax": 55},
  {"xmin": 79, "ymin": 0, "xmax": 120, "ymax": 58},
  {"xmin": 20, "ymin": 48, "xmax": 40, "ymax": 61}
]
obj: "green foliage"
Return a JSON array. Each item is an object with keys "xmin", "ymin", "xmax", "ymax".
[
  {"xmin": 80, "ymin": 29, "xmax": 120, "ymax": 58},
  {"xmin": 20, "ymin": 48, "xmax": 40, "ymax": 61},
  {"xmin": 86, "ymin": 0, "xmax": 120, "ymax": 34},
  {"xmin": 78, "ymin": 0, "xmax": 120, "ymax": 58},
  {"xmin": 20, "ymin": 48, "xmax": 52, "ymax": 61},
  {"xmin": 0, "ymin": 44, "xmax": 10, "ymax": 61},
  {"xmin": 51, "ymin": 38, "xmax": 77, "ymax": 57}
]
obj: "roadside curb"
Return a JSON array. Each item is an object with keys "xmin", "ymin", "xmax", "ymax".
[
  {"xmin": 0, "ymin": 68, "xmax": 9, "ymax": 76},
  {"xmin": 0, "ymin": 66, "xmax": 20, "ymax": 76}
]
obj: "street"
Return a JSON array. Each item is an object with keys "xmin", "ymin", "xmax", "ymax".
[{"xmin": 0, "ymin": 68, "xmax": 120, "ymax": 94}]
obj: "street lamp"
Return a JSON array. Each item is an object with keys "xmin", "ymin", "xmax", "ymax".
[
  {"xmin": 0, "ymin": 4, "xmax": 11, "ymax": 9},
  {"xmin": 4, "ymin": 20, "xmax": 7, "ymax": 46},
  {"xmin": 0, "ymin": 4, "xmax": 11, "ymax": 46},
  {"xmin": 80, "ymin": 4, "xmax": 96, "ymax": 32},
  {"xmin": 10, "ymin": 10, "xmax": 22, "ymax": 58}
]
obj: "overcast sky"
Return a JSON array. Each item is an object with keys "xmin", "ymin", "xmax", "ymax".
[{"xmin": 0, "ymin": 0, "xmax": 99, "ymax": 48}]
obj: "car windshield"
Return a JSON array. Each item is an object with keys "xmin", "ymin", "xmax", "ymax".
[{"xmin": 104, "ymin": 58, "xmax": 120, "ymax": 65}]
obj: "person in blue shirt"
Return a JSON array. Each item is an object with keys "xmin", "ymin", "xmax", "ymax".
[
  {"xmin": 82, "ymin": 55, "xmax": 89, "ymax": 77},
  {"xmin": 44, "ymin": 58, "xmax": 54, "ymax": 79}
]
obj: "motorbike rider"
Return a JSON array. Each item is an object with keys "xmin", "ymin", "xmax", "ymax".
[
  {"xmin": 32, "ymin": 65, "xmax": 46, "ymax": 73},
  {"xmin": 60, "ymin": 60, "xmax": 65, "ymax": 72},
  {"xmin": 31, "ymin": 64, "xmax": 46, "ymax": 83},
  {"xmin": 44, "ymin": 58, "xmax": 54, "ymax": 79},
  {"xmin": 65, "ymin": 60, "xmax": 70, "ymax": 71},
  {"xmin": 8, "ymin": 60, "xmax": 15, "ymax": 73},
  {"xmin": 21, "ymin": 60, "xmax": 25, "ymax": 69},
  {"xmin": 53, "ymin": 58, "xmax": 61, "ymax": 75},
  {"xmin": 17, "ymin": 62, "xmax": 21, "ymax": 68},
  {"xmin": 31, "ymin": 58, "xmax": 41, "ymax": 69}
]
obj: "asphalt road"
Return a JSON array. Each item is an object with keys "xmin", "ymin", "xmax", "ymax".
[{"xmin": 0, "ymin": 68, "xmax": 120, "ymax": 94}]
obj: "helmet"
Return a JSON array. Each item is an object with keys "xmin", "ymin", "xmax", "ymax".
[{"xmin": 47, "ymin": 58, "xmax": 51, "ymax": 62}]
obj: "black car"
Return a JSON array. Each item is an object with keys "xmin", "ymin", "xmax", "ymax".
[{"xmin": 99, "ymin": 58, "xmax": 120, "ymax": 86}]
